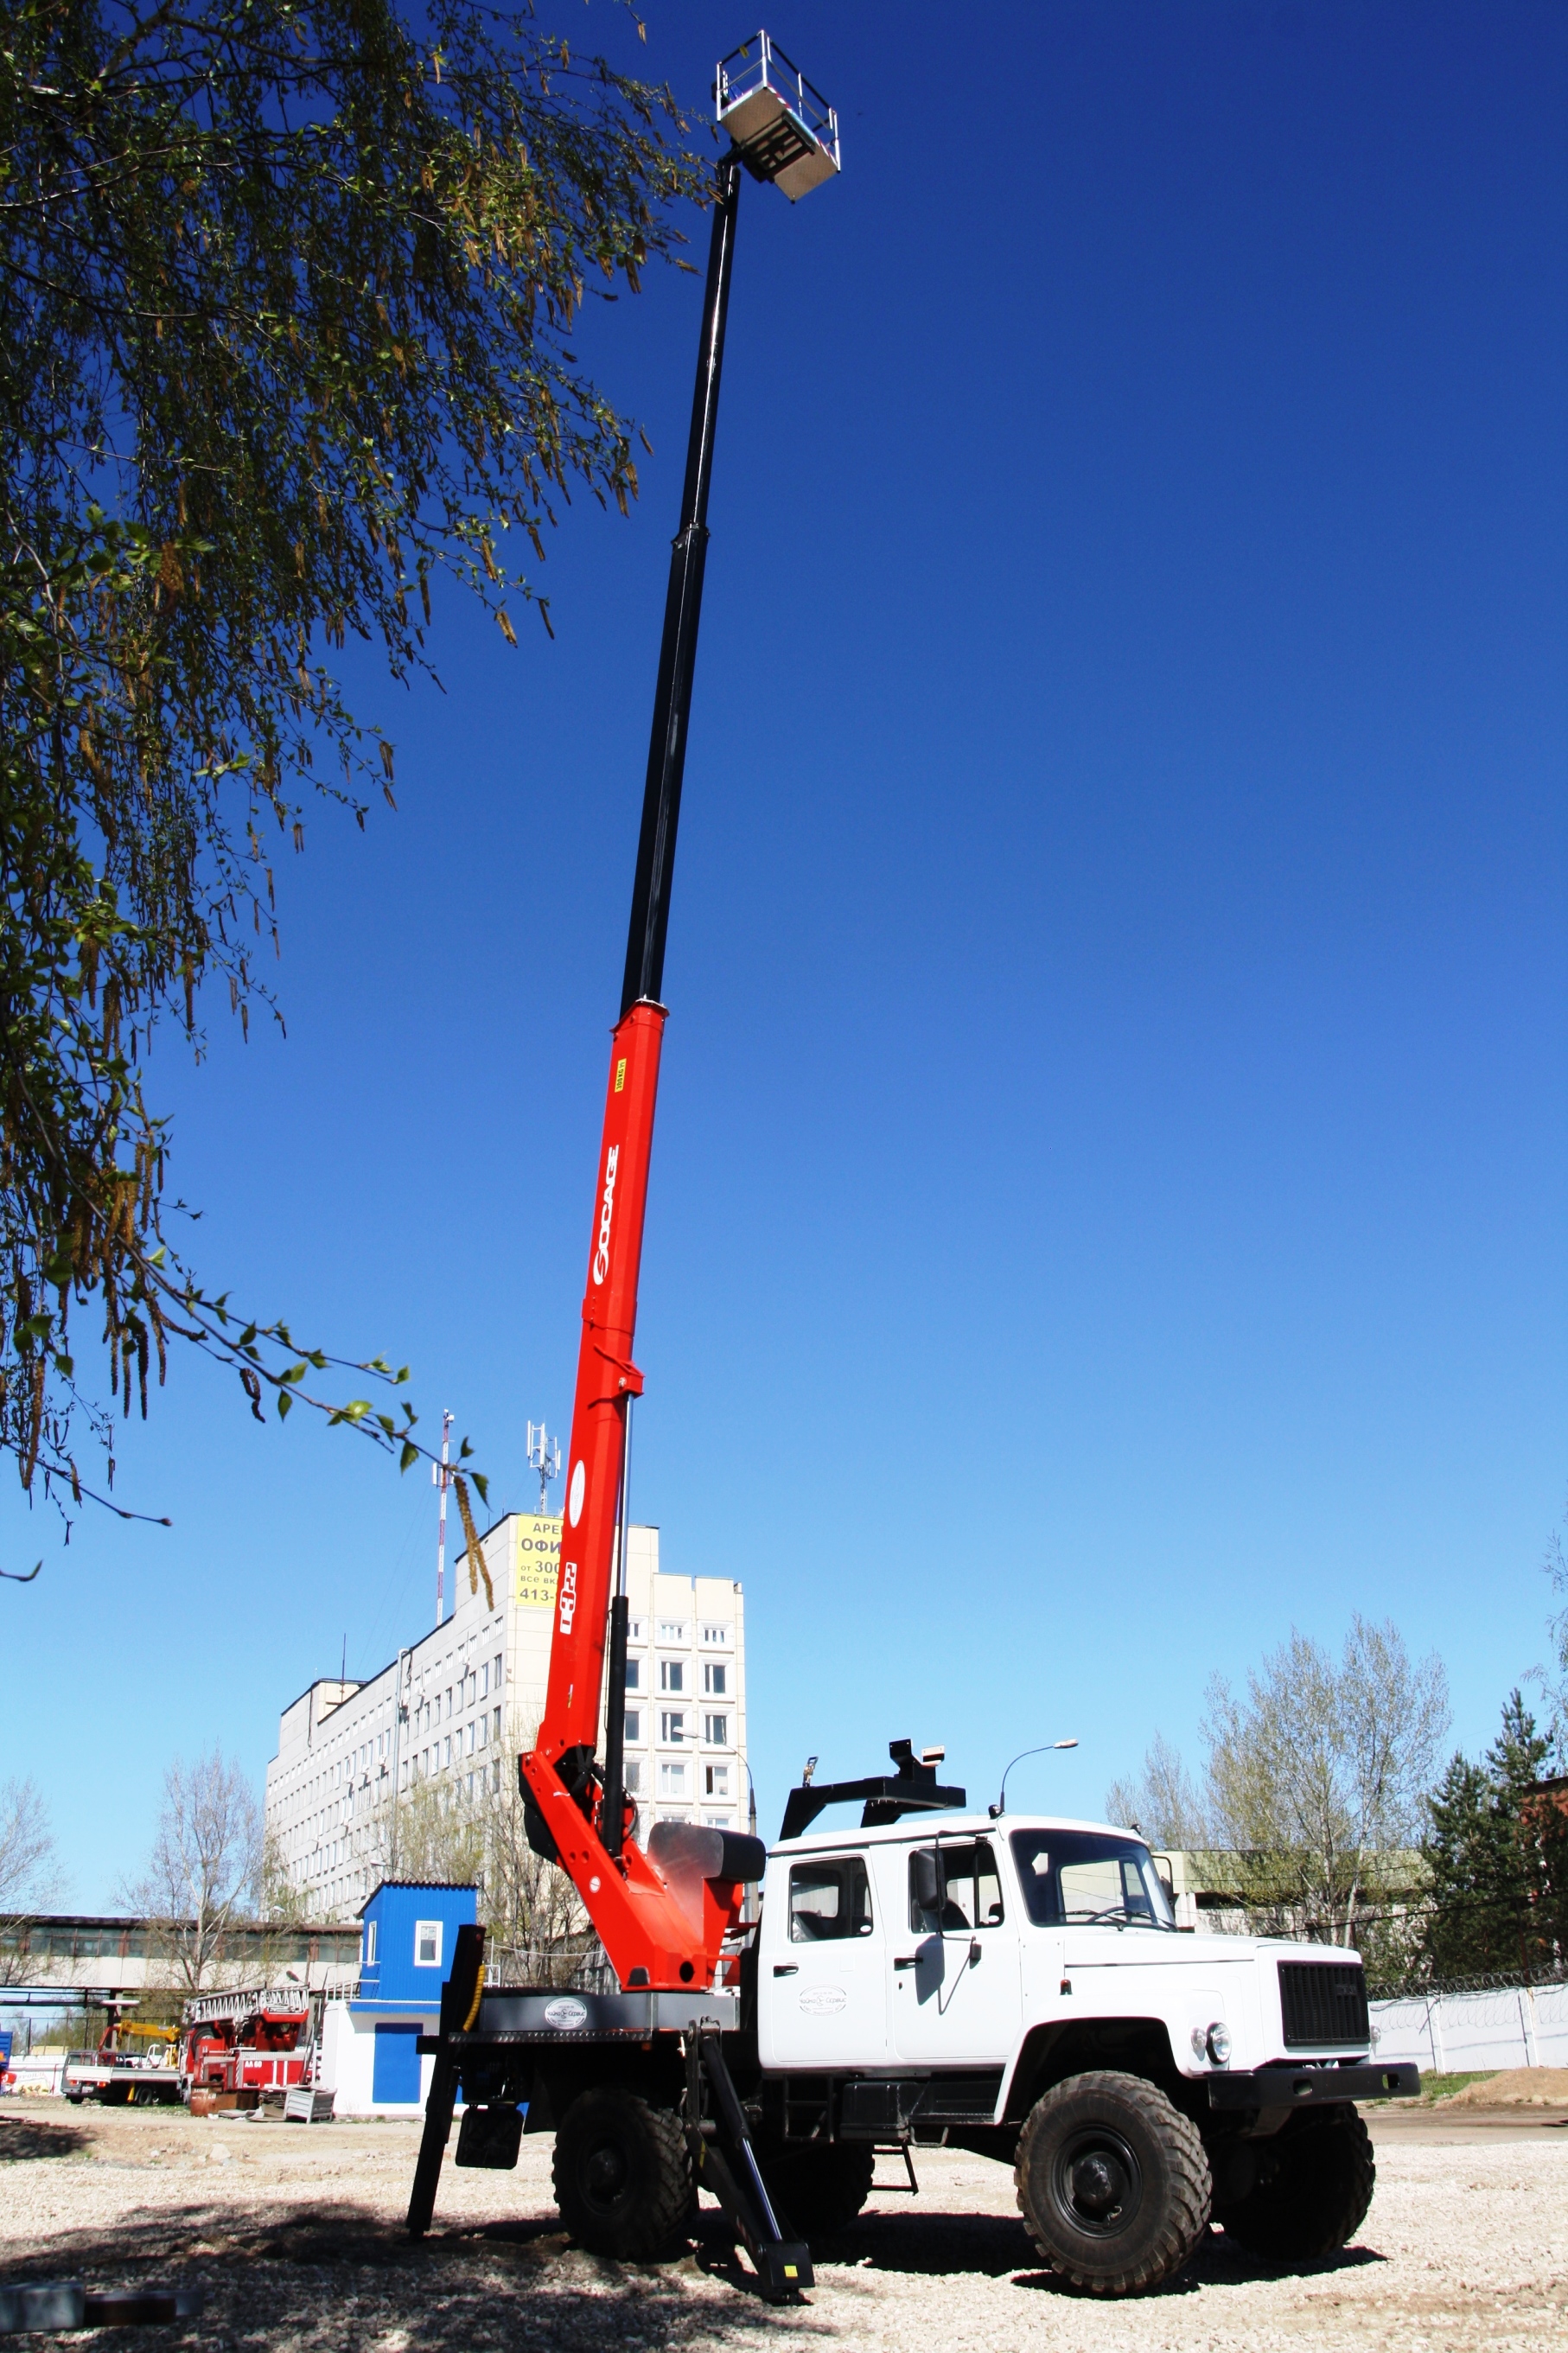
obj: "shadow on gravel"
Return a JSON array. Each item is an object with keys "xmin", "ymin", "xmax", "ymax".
[
  {"xmin": 803, "ymin": 2209, "xmax": 1033, "ymax": 2279},
  {"xmin": 804, "ymin": 2210, "xmax": 1393, "ymax": 2301},
  {"xmin": 1192, "ymin": 2234, "xmax": 1388, "ymax": 2290},
  {"xmin": 0, "ymin": 2117, "xmax": 88, "ymax": 2164},
  {"xmin": 4, "ymin": 2201, "xmax": 819, "ymax": 2346}
]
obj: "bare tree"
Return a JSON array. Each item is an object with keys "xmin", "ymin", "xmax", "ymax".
[
  {"xmin": 1203, "ymin": 1616, "xmax": 1448, "ymax": 1947},
  {"xmin": 1105, "ymin": 1733, "xmax": 1213, "ymax": 1850},
  {"xmin": 122, "ymin": 1749, "xmax": 261, "ymax": 1990},
  {"xmin": 354, "ymin": 1727, "xmax": 590, "ymax": 1982},
  {"xmin": 0, "ymin": 1777, "xmax": 63, "ymax": 1983}
]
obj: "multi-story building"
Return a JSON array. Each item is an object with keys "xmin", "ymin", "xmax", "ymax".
[{"xmin": 265, "ymin": 1512, "xmax": 749, "ymax": 1920}]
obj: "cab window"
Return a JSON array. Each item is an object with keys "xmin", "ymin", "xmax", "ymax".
[
  {"xmin": 788, "ymin": 1855, "xmax": 874, "ymax": 1942},
  {"xmin": 908, "ymin": 1840, "xmax": 1004, "ymax": 1934},
  {"xmin": 1008, "ymin": 1828, "xmax": 1176, "ymax": 1931}
]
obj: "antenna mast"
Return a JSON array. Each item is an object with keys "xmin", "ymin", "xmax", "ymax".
[{"xmin": 526, "ymin": 1419, "xmax": 562, "ymax": 1515}]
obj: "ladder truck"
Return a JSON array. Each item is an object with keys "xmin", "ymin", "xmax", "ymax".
[{"xmin": 406, "ymin": 34, "xmax": 1419, "ymax": 2303}]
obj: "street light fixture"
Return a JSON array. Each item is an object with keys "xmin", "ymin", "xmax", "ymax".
[{"xmin": 989, "ymin": 1739, "xmax": 1080, "ymax": 1819}]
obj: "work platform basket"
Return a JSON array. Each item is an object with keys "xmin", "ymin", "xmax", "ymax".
[{"xmin": 717, "ymin": 32, "xmax": 841, "ymax": 201}]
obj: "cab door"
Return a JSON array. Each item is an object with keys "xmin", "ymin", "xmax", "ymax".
[
  {"xmin": 889, "ymin": 1835, "xmax": 1021, "ymax": 2067},
  {"xmin": 758, "ymin": 1849, "xmax": 889, "ymax": 2069}
]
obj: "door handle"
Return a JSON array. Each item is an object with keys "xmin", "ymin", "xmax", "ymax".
[
  {"xmin": 773, "ymin": 1964, "xmax": 798, "ymax": 1977},
  {"xmin": 894, "ymin": 1955, "xmax": 916, "ymax": 1969},
  {"xmin": 969, "ymin": 1938, "xmax": 982, "ymax": 1966}
]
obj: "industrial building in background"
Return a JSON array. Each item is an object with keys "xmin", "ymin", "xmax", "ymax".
[{"xmin": 264, "ymin": 1510, "xmax": 748, "ymax": 1920}]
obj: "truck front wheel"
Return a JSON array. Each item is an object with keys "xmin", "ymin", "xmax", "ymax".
[
  {"xmin": 552, "ymin": 2088, "xmax": 692, "ymax": 2260},
  {"xmin": 1015, "ymin": 2069, "xmax": 1212, "ymax": 2296},
  {"xmin": 1214, "ymin": 2105, "xmax": 1374, "ymax": 2261},
  {"xmin": 763, "ymin": 2143, "xmax": 876, "ymax": 2236}
]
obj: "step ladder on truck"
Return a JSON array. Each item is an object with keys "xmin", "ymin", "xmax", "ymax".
[{"xmin": 405, "ymin": 30, "xmax": 1420, "ymax": 2304}]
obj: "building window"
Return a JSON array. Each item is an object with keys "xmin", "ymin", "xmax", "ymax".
[
  {"xmin": 443, "ymin": 1736, "xmax": 451, "ymax": 1768},
  {"xmin": 481, "ymin": 1661, "xmax": 489, "ymax": 1698},
  {"xmin": 493, "ymin": 1706, "xmax": 501, "ymax": 1740},
  {"xmin": 660, "ymin": 1712, "xmax": 685, "ymax": 1744},
  {"xmin": 363, "ymin": 1920, "xmax": 378, "ymax": 1967},
  {"xmin": 699, "ymin": 1622, "xmax": 730, "ymax": 1647},
  {"xmin": 660, "ymin": 1762, "xmax": 686, "ymax": 1797},
  {"xmin": 657, "ymin": 1621, "xmax": 685, "ymax": 1644},
  {"xmin": 703, "ymin": 1662, "xmax": 727, "ymax": 1696},
  {"xmin": 414, "ymin": 1920, "xmax": 443, "ymax": 1968},
  {"xmin": 660, "ymin": 1661, "xmax": 684, "ymax": 1693},
  {"xmin": 625, "ymin": 1659, "xmax": 641, "ymax": 1691},
  {"xmin": 624, "ymin": 1711, "xmax": 641, "ymax": 1743},
  {"xmin": 704, "ymin": 1765, "xmax": 730, "ymax": 1798},
  {"xmin": 494, "ymin": 1652, "xmax": 503, "ymax": 1690},
  {"xmin": 625, "ymin": 1762, "xmax": 643, "ymax": 1794},
  {"xmin": 466, "ymin": 1722, "xmax": 475, "ymax": 1757},
  {"xmin": 704, "ymin": 1714, "xmax": 729, "ymax": 1747},
  {"xmin": 478, "ymin": 1714, "xmax": 488, "ymax": 1749}
]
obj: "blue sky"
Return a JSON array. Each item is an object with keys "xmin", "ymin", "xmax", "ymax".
[{"xmin": 6, "ymin": 2, "xmax": 1565, "ymax": 1909}]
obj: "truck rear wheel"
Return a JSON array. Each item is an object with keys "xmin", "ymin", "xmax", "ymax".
[
  {"xmin": 1215, "ymin": 2105, "xmax": 1374, "ymax": 2261},
  {"xmin": 764, "ymin": 2143, "xmax": 875, "ymax": 2236},
  {"xmin": 1015, "ymin": 2069, "xmax": 1212, "ymax": 2296},
  {"xmin": 551, "ymin": 2088, "xmax": 692, "ymax": 2261}
]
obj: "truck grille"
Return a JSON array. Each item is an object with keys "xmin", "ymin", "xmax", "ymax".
[{"xmin": 1278, "ymin": 1959, "xmax": 1369, "ymax": 2048}]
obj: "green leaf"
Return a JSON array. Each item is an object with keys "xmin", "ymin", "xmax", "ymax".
[{"xmin": 277, "ymin": 1391, "xmax": 293, "ymax": 1420}]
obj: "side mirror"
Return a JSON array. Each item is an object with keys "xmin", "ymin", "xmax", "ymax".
[
  {"xmin": 912, "ymin": 1849, "xmax": 944, "ymax": 1913},
  {"xmin": 1153, "ymin": 1855, "xmax": 1175, "ymax": 1900}
]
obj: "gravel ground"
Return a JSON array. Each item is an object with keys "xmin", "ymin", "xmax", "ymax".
[{"xmin": 0, "ymin": 2096, "xmax": 1563, "ymax": 2352}]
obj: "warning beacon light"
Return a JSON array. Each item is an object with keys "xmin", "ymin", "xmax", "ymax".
[{"xmin": 716, "ymin": 31, "xmax": 841, "ymax": 201}]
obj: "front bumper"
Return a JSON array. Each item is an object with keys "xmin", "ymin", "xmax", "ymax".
[{"xmin": 1207, "ymin": 2060, "xmax": 1419, "ymax": 2111}]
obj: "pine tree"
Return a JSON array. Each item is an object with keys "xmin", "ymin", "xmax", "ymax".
[{"xmin": 1421, "ymin": 1693, "xmax": 1556, "ymax": 1981}]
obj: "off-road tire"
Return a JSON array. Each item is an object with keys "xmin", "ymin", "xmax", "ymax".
[
  {"xmin": 1215, "ymin": 2105, "xmax": 1374, "ymax": 2262},
  {"xmin": 1015, "ymin": 2069, "xmax": 1212, "ymax": 2296},
  {"xmin": 552, "ymin": 2088, "xmax": 692, "ymax": 2260},
  {"xmin": 763, "ymin": 2143, "xmax": 876, "ymax": 2236}
]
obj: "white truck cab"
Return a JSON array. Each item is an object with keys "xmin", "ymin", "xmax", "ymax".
[{"xmin": 759, "ymin": 1810, "xmax": 1362, "ymax": 2089}]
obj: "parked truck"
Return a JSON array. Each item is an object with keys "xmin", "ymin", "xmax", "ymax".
[
  {"xmin": 65, "ymin": 2013, "xmax": 182, "ymax": 2106},
  {"xmin": 180, "ymin": 1985, "xmax": 318, "ymax": 2107},
  {"xmin": 405, "ymin": 35, "xmax": 1418, "ymax": 2302}
]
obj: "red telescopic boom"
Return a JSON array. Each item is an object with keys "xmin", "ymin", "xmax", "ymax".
[{"xmin": 519, "ymin": 157, "xmax": 755, "ymax": 1992}]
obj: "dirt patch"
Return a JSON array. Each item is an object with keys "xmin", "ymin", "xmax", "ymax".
[{"xmin": 1439, "ymin": 2066, "xmax": 1568, "ymax": 2107}]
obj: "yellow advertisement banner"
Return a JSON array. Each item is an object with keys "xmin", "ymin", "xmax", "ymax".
[{"xmin": 515, "ymin": 1513, "xmax": 563, "ymax": 1611}]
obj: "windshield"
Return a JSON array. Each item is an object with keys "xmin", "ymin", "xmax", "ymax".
[{"xmin": 1008, "ymin": 1829, "xmax": 1177, "ymax": 1931}]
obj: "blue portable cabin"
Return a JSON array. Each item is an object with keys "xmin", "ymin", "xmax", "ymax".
[{"xmin": 321, "ymin": 1880, "xmax": 476, "ymax": 2114}]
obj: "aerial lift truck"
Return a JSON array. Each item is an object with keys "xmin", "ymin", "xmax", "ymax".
[{"xmin": 407, "ymin": 34, "xmax": 1420, "ymax": 2303}]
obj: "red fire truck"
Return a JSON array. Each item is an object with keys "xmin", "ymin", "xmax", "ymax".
[{"xmin": 180, "ymin": 1985, "xmax": 319, "ymax": 2105}]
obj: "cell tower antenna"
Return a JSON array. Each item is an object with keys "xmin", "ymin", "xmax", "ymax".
[
  {"xmin": 526, "ymin": 1419, "xmax": 562, "ymax": 1515},
  {"xmin": 431, "ymin": 1409, "xmax": 453, "ymax": 1627}
]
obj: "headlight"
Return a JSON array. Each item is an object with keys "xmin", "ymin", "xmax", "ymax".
[{"xmin": 1206, "ymin": 2020, "xmax": 1232, "ymax": 2065}]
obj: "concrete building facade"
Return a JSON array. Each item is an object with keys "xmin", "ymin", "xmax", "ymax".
[{"xmin": 265, "ymin": 1512, "xmax": 749, "ymax": 1920}]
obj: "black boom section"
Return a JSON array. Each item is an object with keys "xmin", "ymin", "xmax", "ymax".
[{"xmin": 780, "ymin": 1738, "xmax": 966, "ymax": 1840}]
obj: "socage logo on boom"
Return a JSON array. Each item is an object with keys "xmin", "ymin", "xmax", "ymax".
[{"xmin": 592, "ymin": 1145, "xmax": 620, "ymax": 1284}]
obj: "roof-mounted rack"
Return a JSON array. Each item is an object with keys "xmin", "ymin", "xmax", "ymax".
[{"xmin": 779, "ymin": 1738, "xmax": 967, "ymax": 1841}]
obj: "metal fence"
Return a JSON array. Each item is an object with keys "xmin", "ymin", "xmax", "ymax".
[{"xmin": 1369, "ymin": 1978, "xmax": 1568, "ymax": 2072}]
